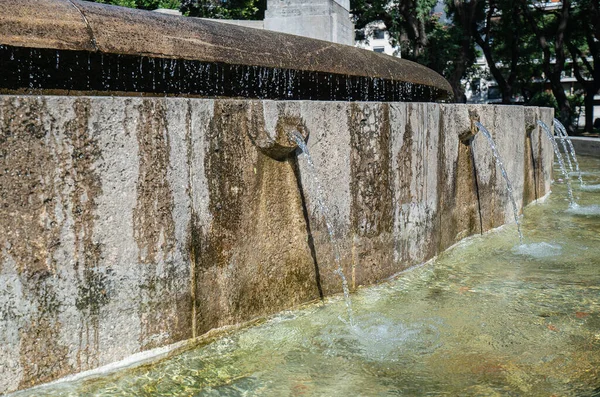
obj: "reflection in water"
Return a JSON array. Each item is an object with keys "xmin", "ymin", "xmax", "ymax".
[{"xmin": 15, "ymin": 156, "xmax": 600, "ymax": 397}]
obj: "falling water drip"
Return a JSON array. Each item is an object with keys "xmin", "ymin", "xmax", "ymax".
[
  {"xmin": 87, "ymin": 53, "xmax": 91, "ymax": 90},
  {"xmin": 289, "ymin": 131, "xmax": 355, "ymax": 326},
  {"xmin": 553, "ymin": 118, "xmax": 584, "ymax": 185},
  {"xmin": 537, "ymin": 120, "xmax": 576, "ymax": 207},
  {"xmin": 474, "ymin": 122, "xmax": 524, "ymax": 244}
]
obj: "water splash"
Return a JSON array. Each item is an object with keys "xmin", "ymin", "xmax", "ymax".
[
  {"xmin": 336, "ymin": 315, "xmax": 441, "ymax": 361},
  {"xmin": 289, "ymin": 131, "xmax": 355, "ymax": 326},
  {"xmin": 553, "ymin": 118, "xmax": 584, "ymax": 185},
  {"xmin": 566, "ymin": 204, "xmax": 600, "ymax": 216},
  {"xmin": 474, "ymin": 122, "xmax": 524, "ymax": 244},
  {"xmin": 512, "ymin": 242, "xmax": 562, "ymax": 258},
  {"xmin": 537, "ymin": 120, "xmax": 576, "ymax": 208}
]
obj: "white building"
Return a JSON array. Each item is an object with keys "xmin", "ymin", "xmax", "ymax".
[{"xmin": 355, "ymin": 21, "xmax": 400, "ymax": 57}]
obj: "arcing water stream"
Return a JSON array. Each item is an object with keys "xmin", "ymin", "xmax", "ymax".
[
  {"xmin": 474, "ymin": 122, "xmax": 524, "ymax": 244},
  {"xmin": 537, "ymin": 120, "xmax": 600, "ymax": 217},
  {"xmin": 553, "ymin": 118, "xmax": 584, "ymax": 185},
  {"xmin": 289, "ymin": 131, "xmax": 355, "ymax": 326},
  {"xmin": 537, "ymin": 120, "xmax": 576, "ymax": 208}
]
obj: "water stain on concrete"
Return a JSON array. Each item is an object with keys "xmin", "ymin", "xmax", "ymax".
[
  {"xmin": 195, "ymin": 101, "xmax": 250, "ymax": 333},
  {"xmin": 348, "ymin": 103, "xmax": 394, "ymax": 286},
  {"xmin": 0, "ymin": 98, "xmax": 61, "ymax": 276},
  {"xmin": 0, "ymin": 99, "xmax": 554, "ymax": 394},
  {"xmin": 349, "ymin": 103, "xmax": 393, "ymax": 237},
  {"xmin": 132, "ymin": 99, "xmax": 181, "ymax": 350},
  {"xmin": 0, "ymin": 97, "xmax": 75, "ymax": 387},
  {"xmin": 194, "ymin": 101, "xmax": 317, "ymax": 333},
  {"xmin": 61, "ymin": 98, "xmax": 106, "ymax": 370},
  {"xmin": 437, "ymin": 110, "xmax": 481, "ymax": 250},
  {"xmin": 227, "ymin": 153, "xmax": 318, "ymax": 322},
  {"xmin": 523, "ymin": 124, "xmax": 538, "ymax": 204},
  {"xmin": 393, "ymin": 105, "xmax": 416, "ymax": 265},
  {"xmin": 397, "ymin": 108, "xmax": 415, "ymax": 206}
]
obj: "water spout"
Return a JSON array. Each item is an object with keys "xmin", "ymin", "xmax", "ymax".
[
  {"xmin": 460, "ymin": 110, "xmax": 481, "ymax": 145},
  {"xmin": 289, "ymin": 131, "xmax": 355, "ymax": 326},
  {"xmin": 474, "ymin": 122, "xmax": 524, "ymax": 243}
]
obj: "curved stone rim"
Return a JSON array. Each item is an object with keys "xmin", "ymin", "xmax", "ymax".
[{"xmin": 0, "ymin": 0, "xmax": 453, "ymax": 101}]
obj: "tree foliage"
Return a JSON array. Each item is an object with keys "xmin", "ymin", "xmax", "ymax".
[
  {"xmin": 471, "ymin": 0, "xmax": 540, "ymax": 103},
  {"xmin": 521, "ymin": 0, "xmax": 574, "ymax": 128},
  {"xmin": 352, "ymin": 0, "xmax": 479, "ymax": 101},
  {"xmin": 84, "ymin": 0, "xmax": 181, "ymax": 10},
  {"xmin": 352, "ymin": 0, "xmax": 437, "ymax": 58},
  {"xmin": 353, "ymin": 0, "xmax": 598, "ymax": 131},
  {"xmin": 180, "ymin": 0, "xmax": 266, "ymax": 19},
  {"xmin": 566, "ymin": 0, "xmax": 600, "ymax": 132},
  {"xmin": 84, "ymin": 0, "xmax": 266, "ymax": 19}
]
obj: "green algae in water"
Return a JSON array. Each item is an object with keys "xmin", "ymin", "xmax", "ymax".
[{"xmin": 17, "ymin": 156, "xmax": 600, "ymax": 397}]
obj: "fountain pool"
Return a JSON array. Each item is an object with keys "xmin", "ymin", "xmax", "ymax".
[{"xmin": 15, "ymin": 156, "xmax": 600, "ymax": 396}]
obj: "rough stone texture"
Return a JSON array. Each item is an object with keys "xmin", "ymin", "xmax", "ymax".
[
  {"xmin": 0, "ymin": 0, "xmax": 451, "ymax": 98},
  {"xmin": 297, "ymin": 102, "xmax": 554, "ymax": 292},
  {"xmin": 437, "ymin": 105, "xmax": 482, "ymax": 249},
  {"xmin": 537, "ymin": 107, "xmax": 555, "ymax": 195},
  {"xmin": 0, "ymin": 97, "xmax": 553, "ymax": 394},
  {"xmin": 524, "ymin": 106, "xmax": 554, "ymax": 202},
  {"xmin": 0, "ymin": 0, "xmax": 96, "ymax": 52}
]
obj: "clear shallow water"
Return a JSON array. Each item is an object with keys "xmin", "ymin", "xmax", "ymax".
[{"xmin": 18, "ymin": 157, "xmax": 600, "ymax": 397}]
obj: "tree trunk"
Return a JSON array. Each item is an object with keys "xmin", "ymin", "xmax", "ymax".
[
  {"xmin": 446, "ymin": 0, "xmax": 478, "ymax": 104},
  {"xmin": 521, "ymin": 0, "xmax": 572, "ymax": 127},
  {"xmin": 584, "ymin": 86, "xmax": 598, "ymax": 133},
  {"xmin": 447, "ymin": 24, "xmax": 473, "ymax": 103},
  {"xmin": 551, "ymin": 75, "xmax": 573, "ymax": 130},
  {"xmin": 449, "ymin": 79, "xmax": 466, "ymax": 103}
]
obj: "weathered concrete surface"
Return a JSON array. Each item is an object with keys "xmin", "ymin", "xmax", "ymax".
[
  {"xmin": 296, "ymin": 103, "xmax": 554, "ymax": 292},
  {"xmin": 567, "ymin": 136, "xmax": 600, "ymax": 158},
  {"xmin": 0, "ymin": 97, "xmax": 553, "ymax": 394}
]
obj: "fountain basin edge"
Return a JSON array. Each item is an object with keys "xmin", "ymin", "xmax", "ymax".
[
  {"xmin": 0, "ymin": 97, "xmax": 553, "ymax": 394},
  {"xmin": 0, "ymin": 0, "xmax": 451, "ymax": 102}
]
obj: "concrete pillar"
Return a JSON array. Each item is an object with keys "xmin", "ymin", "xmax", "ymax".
[{"xmin": 264, "ymin": 0, "xmax": 354, "ymax": 46}]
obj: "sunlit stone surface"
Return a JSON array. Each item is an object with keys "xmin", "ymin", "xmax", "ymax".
[{"xmin": 0, "ymin": 97, "xmax": 553, "ymax": 393}]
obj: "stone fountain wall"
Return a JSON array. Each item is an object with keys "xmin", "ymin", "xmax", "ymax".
[{"xmin": 0, "ymin": 96, "xmax": 553, "ymax": 393}]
